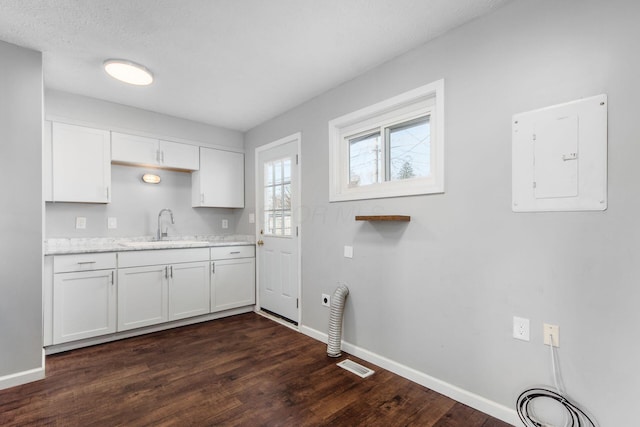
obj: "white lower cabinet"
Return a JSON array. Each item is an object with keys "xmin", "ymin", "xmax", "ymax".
[
  {"xmin": 168, "ymin": 261, "xmax": 210, "ymax": 321},
  {"xmin": 211, "ymin": 247, "xmax": 256, "ymax": 312},
  {"xmin": 51, "ymin": 253, "xmax": 118, "ymax": 345},
  {"xmin": 53, "ymin": 269, "xmax": 116, "ymax": 344},
  {"xmin": 117, "ymin": 249, "xmax": 210, "ymax": 332},
  {"xmin": 45, "ymin": 246, "xmax": 254, "ymax": 348},
  {"xmin": 117, "ymin": 264, "xmax": 169, "ymax": 331}
]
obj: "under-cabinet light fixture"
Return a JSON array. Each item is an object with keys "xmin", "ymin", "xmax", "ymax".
[
  {"xmin": 142, "ymin": 173, "xmax": 161, "ymax": 184},
  {"xmin": 104, "ymin": 59, "xmax": 153, "ymax": 86}
]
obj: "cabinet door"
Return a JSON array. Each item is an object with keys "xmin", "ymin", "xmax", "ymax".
[
  {"xmin": 168, "ymin": 261, "xmax": 210, "ymax": 321},
  {"xmin": 211, "ymin": 258, "xmax": 255, "ymax": 312},
  {"xmin": 53, "ymin": 269, "xmax": 116, "ymax": 344},
  {"xmin": 117, "ymin": 265, "xmax": 168, "ymax": 331},
  {"xmin": 192, "ymin": 147, "xmax": 244, "ymax": 208},
  {"xmin": 111, "ymin": 132, "xmax": 159, "ymax": 166},
  {"xmin": 159, "ymin": 140, "xmax": 199, "ymax": 171},
  {"xmin": 52, "ymin": 122, "xmax": 111, "ymax": 203}
]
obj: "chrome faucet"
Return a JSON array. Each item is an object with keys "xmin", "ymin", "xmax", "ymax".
[{"xmin": 157, "ymin": 209, "xmax": 175, "ymax": 240}]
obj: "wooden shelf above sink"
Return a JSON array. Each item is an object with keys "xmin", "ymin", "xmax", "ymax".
[{"xmin": 355, "ymin": 215, "xmax": 411, "ymax": 222}]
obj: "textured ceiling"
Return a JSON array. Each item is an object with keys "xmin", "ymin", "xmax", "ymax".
[{"xmin": 0, "ymin": 0, "xmax": 511, "ymax": 131}]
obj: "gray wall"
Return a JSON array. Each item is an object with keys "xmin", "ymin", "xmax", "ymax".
[
  {"xmin": 0, "ymin": 41, "xmax": 43, "ymax": 377},
  {"xmin": 241, "ymin": 1, "xmax": 640, "ymax": 425},
  {"xmin": 45, "ymin": 92, "xmax": 244, "ymax": 238}
]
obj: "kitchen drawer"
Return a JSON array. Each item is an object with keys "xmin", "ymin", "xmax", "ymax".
[
  {"xmin": 118, "ymin": 248, "xmax": 209, "ymax": 268},
  {"xmin": 210, "ymin": 245, "xmax": 255, "ymax": 260},
  {"xmin": 54, "ymin": 252, "xmax": 117, "ymax": 273}
]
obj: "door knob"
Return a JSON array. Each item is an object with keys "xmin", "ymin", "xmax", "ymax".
[{"xmin": 257, "ymin": 239, "xmax": 264, "ymax": 246}]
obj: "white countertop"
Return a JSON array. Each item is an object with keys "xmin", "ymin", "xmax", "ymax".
[{"xmin": 45, "ymin": 235, "xmax": 255, "ymax": 255}]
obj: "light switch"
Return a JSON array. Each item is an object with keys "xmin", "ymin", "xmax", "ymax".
[
  {"xmin": 222, "ymin": 219, "xmax": 229, "ymax": 229},
  {"xmin": 107, "ymin": 217, "xmax": 118, "ymax": 229},
  {"xmin": 344, "ymin": 245, "xmax": 353, "ymax": 258},
  {"xmin": 75, "ymin": 217, "xmax": 86, "ymax": 229},
  {"xmin": 249, "ymin": 213, "xmax": 255, "ymax": 224}
]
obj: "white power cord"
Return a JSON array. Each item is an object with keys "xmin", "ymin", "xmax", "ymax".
[
  {"xmin": 549, "ymin": 331, "xmax": 569, "ymax": 427},
  {"xmin": 516, "ymin": 330, "xmax": 597, "ymax": 427}
]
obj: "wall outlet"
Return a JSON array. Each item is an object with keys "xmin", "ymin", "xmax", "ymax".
[
  {"xmin": 513, "ymin": 316, "xmax": 530, "ymax": 341},
  {"xmin": 344, "ymin": 245, "xmax": 353, "ymax": 258},
  {"xmin": 107, "ymin": 217, "xmax": 117, "ymax": 229},
  {"xmin": 222, "ymin": 219, "xmax": 229, "ymax": 229},
  {"xmin": 75, "ymin": 217, "xmax": 87, "ymax": 229},
  {"xmin": 322, "ymin": 294, "xmax": 331, "ymax": 307},
  {"xmin": 249, "ymin": 213, "xmax": 255, "ymax": 224},
  {"xmin": 543, "ymin": 323, "xmax": 560, "ymax": 347}
]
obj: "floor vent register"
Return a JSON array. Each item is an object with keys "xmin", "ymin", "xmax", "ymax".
[{"xmin": 337, "ymin": 359, "xmax": 375, "ymax": 378}]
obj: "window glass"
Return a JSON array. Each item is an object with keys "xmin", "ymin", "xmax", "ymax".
[
  {"xmin": 329, "ymin": 79, "xmax": 444, "ymax": 201},
  {"xmin": 349, "ymin": 131, "xmax": 381, "ymax": 187},
  {"xmin": 387, "ymin": 116, "xmax": 430, "ymax": 181}
]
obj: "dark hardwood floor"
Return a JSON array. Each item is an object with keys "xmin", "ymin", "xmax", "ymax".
[{"xmin": 0, "ymin": 313, "xmax": 512, "ymax": 426}]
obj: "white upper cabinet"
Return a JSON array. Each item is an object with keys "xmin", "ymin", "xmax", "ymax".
[
  {"xmin": 159, "ymin": 140, "xmax": 199, "ymax": 170},
  {"xmin": 192, "ymin": 147, "xmax": 245, "ymax": 208},
  {"xmin": 111, "ymin": 132, "xmax": 157, "ymax": 165},
  {"xmin": 111, "ymin": 132, "xmax": 199, "ymax": 171},
  {"xmin": 51, "ymin": 122, "xmax": 111, "ymax": 203}
]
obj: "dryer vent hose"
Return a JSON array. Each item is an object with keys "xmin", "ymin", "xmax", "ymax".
[{"xmin": 327, "ymin": 284, "xmax": 350, "ymax": 357}]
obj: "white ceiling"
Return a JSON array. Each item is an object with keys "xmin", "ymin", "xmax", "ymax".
[{"xmin": 0, "ymin": 0, "xmax": 511, "ymax": 131}]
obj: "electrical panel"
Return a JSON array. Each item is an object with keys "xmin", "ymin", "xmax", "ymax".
[{"xmin": 512, "ymin": 94, "xmax": 607, "ymax": 212}]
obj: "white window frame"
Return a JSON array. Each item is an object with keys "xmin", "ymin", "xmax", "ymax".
[{"xmin": 328, "ymin": 79, "xmax": 444, "ymax": 202}]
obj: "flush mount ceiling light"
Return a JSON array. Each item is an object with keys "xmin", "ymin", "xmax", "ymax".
[
  {"xmin": 104, "ymin": 59, "xmax": 153, "ymax": 86},
  {"xmin": 141, "ymin": 173, "xmax": 161, "ymax": 184}
]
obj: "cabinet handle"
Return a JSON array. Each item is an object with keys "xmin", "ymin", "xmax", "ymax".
[
  {"xmin": 229, "ymin": 251, "xmax": 241, "ymax": 254},
  {"xmin": 110, "ymin": 271, "xmax": 114, "ymax": 285},
  {"xmin": 170, "ymin": 265, "xmax": 173, "ymax": 278},
  {"xmin": 106, "ymin": 186, "xmax": 110, "ymax": 199},
  {"xmin": 161, "ymin": 150, "xmax": 165, "ymax": 163},
  {"xmin": 165, "ymin": 266, "xmax": 168, "ymax": 279},
  {"xmin": 77, "ymin": 261, "xmax": 96, "ymax": 265},
  {"xmin": 156, "ymin": 149, "xmax": 161, "ymax": 163},
  {"xmin": 211, "ymin": 262, "xmax": 215, "ymax": 274}
]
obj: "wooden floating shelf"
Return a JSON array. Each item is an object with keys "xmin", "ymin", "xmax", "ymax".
[{"xmin": 355, "ymin": 215, "xmax": 411, "ymax": 222}]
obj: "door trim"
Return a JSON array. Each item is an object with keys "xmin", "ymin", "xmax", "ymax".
[{"xmin": 254, "ymin": 132, "xmax": 302, "ymax": 327}]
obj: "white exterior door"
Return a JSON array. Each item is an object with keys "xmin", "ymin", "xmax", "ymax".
[{"xmin": 256, "ymin": 133, "xmax": 300, "ymax": 324}]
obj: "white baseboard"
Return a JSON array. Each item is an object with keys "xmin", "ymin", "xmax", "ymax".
[
  {"xmin": 0, "ymin": 349, "xmax": 45, "ymax": 391},
  {"xmin": 299, "ymin": 325, "xmax": 520, "ymax": 426}
]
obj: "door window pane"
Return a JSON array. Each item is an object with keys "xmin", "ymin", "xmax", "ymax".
[
  {"xmin": 263, "ymin": 156, "xmax": 292, "ymax": 237},
  {"xmin": 264, "ymin": 187, "xmax": 274, "ymax": 210},
  {"xmin": 265, "ymin": 163, "xmax": 274, "ymax": 185},
  {"xmin": 283, "ymin": 183, "xmax": 291, "ymax": 209}
]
